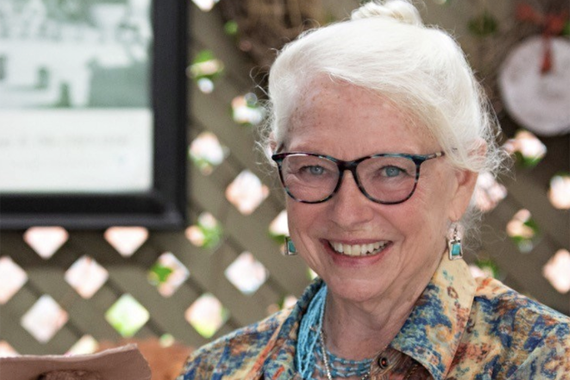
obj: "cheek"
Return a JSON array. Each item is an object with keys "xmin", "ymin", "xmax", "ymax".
[
  {"xmin": 286, "ymin": 201, "xmax": 315, "ymax": 237},
  {"xmin": 286, "ymin": 201, "xmax": 327, "ymax": 255},
  {"xmin": 398, "ymin": 184, "xmax": 452, "ymax": 238},
  {"xmin": 286, "ymin": 202, "xmax": 325, "ymax": 271}
]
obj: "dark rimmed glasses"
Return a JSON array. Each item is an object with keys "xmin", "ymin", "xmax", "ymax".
[{"xmin": 271, "ymin": 151, "xmax": 445, "ymax": 205}]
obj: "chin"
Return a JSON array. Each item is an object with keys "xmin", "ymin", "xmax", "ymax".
[{"xmin": 324, "ymin": 276, "xmax": 390, "ymax": 304}]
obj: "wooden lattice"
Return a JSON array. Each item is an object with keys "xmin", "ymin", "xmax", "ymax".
[{"xmin": 0, "ymin": 4, "xmax": 310, "ymax": 357}]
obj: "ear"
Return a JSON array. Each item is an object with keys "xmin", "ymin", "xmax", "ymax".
[
  {"xmin": 268, "ymin": 132, "xmax": 279, "ymax": 154},
  {"xmin": 448, "ymin": 168, "xmax": 478, "ymax": 222},
  {"xmin": 448, "ymin": 139, "xmax": 486, "ymax": 221}
]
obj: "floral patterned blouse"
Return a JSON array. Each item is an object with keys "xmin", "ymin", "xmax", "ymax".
[{"xmin": 178, "ymin": 258, "xmax": 570, "ymax": 380}]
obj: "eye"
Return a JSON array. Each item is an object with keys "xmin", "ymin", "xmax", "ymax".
[
  {"xmin": 302, "ymin": 165, "xmax": 325, "ymax": 176},
  {"xmin": 382, "ymin": 166, "xmax": 405, "ymax": 177}
]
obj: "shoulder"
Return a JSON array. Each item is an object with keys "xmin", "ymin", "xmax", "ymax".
[
  {"xmin": 177, "ymin": 308, "xmax": 292, "ymax": 379},
  {"xmin": 472, "ymin": 276, "xmax": 570, "ymax": 331},
  {"xmin": 456, "ymin": 276, "xmax": 570, "ymax": 377}
]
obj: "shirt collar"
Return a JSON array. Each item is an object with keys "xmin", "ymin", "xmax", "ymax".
[
  {"xmin": 261, "ymin": 280, "xmax": 324, "ymax": 380},
  {"xmin": 390, "ymin": 258, "xmax": 476, "ymax": 380},
  {"xmin": 262, "ymin": 259, "xmax": 476, "ymax": 380}
]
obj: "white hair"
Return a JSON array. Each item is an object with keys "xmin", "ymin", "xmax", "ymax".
[
  {"xmin": 262, "ymin": 0, "xmax": 507, "ymax": 238},
  {"xmin": 264, "ymin": 0, "xmax": 503, "ymax": 174}
]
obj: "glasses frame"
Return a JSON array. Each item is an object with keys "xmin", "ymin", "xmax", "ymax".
[{"xmin": 271, "ymin": 151, "xmax": 445, "ymax": 205}]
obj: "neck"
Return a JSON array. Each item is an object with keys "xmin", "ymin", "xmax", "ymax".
[{"xmin": 322, "ymin": 257, "xmax": 440, "ymax": 360}]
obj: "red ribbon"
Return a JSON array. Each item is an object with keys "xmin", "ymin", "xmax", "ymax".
[{"xmin": 516, "ymin": 3, "xmax": 568, "ymax": 73}]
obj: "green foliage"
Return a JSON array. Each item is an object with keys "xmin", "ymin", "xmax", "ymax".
[
  {"xmin": 509, "ymin": 217, "xmax": 540, "ymax": 253},
  {"xmin": 194, "ymin": 50, "xmax": 215, "ymax": 64},
  {"xmin": 468, "ymin": 11, "xmax": 499, "ymax": 37},
  {"xmin": 199, "ymin": 223, "xmax": 223, "ymax": 249},
  {"xmin": 514, "ymin": 151, "xmax": 543, "ymax": 168},
  {"xmin": 224, "ymin": 20, "xmax": 239, "ymax": 36},
  {"xmin": 269, "ymin": 231, "xmax": 286, "ymax": 245},
  {"xmin": 105, "ymin": 295, "xmax": 149, "ymax": 338},
  {"xmin": 189, "ymin": 50, "xmax": 224, "ymax": 82},
  {"xmin": 522, "ymin": 217, "xmax": 540, "ymax": 236},
  {"xmin": 475, "ymin": 258, "xmax": 500, "ymax": 279},
  {"xmin": 149, "ymin": 264, "xmax": 174, "ymax": 284},
  {"xmin": 189, "ymin": 213, "xmax": 223, "ymax": 249},
  {"xmin": 563, "ymin": 21, "xmax": 570, "ymax": 36}
]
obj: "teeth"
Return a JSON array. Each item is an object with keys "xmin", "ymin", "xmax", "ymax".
[{"xmin": 330, "ymin": 241, "xmax": 388, "ymax": 256}]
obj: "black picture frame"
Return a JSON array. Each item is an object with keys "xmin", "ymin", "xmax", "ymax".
[{"xmin": 0, "ymin": 0, "xmax": 188, "ymax": 230}]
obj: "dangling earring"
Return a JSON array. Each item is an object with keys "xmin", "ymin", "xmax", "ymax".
[
  {"xmin": 448, "ymin": 224, "xmax": 463, "ymax": 261},
  {"xmin": 282, "ymin": 236, "xmax": 297, "ymax": 256}
]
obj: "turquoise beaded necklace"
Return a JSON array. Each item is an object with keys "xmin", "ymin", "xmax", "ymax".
[
  {"xmin": 296, "ymin": 284, "xmax": 372, "ymax": 380},
  {"xmin": 316, "ymin": 341, "xmax": 373, "ymax": 378}
]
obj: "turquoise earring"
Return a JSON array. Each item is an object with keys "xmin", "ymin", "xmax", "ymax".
[
  {"xmin": 448, "ymin": 225, "xmax": 463, "ymax": 261},
  {"xmin": 283, "ymin": 237, "xmax": 297, "ymax": 256}
]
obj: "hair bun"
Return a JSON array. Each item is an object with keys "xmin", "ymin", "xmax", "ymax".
[{"xmin": 351, "ymin": 0, "xmax": 423, "ymax": 26}]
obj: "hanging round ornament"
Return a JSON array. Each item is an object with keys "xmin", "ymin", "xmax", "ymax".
[{"xmin": 498, "ymin": 36, "xmax": 570, "ymax": 136}]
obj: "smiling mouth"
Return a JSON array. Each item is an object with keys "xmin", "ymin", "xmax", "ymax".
[{"xmin": 328, "ymin": 241, "xmax": 390, "ymax": 257}]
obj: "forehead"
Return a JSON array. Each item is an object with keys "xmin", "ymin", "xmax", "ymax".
[{"xmin": 286, "ymin": 76, "xmax": 438, "ymax": 158}]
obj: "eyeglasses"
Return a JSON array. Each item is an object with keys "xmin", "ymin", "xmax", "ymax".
[{"xmin": 271, "ymin": 151, "xmax": 445, "ymax": 205}]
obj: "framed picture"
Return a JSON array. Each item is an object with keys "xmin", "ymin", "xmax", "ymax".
[{"xmin": 0, "ymin": 0, "xmax": 188, "ymax": 229}]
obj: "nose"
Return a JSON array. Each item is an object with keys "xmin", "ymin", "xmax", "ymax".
[{"xmin": 328, "ymin": 171, "xmax": 374, "ymax": 229}]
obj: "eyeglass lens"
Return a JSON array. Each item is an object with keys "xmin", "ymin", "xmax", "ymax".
[{"xmin": 280, "ymin": 155, "xmax": 419, "ymax": 203}]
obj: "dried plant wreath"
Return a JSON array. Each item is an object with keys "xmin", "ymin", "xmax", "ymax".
[
  {"xmin": 217, "ymin": 0, "xmax": 569, "ymax": 133},
  {"xmin": 218, "ymin": 0, "xmax": 326, "ymax": 69}
]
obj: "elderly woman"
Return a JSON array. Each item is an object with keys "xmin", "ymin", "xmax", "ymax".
[{"xmin": 179, "ymin": 1, "xmax": 570, "ymax": 379}]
